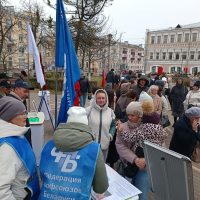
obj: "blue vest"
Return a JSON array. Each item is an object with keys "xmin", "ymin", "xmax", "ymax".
[
  {"xmin": 0, "ymin": 136, "xmax": 40, "ymax": 200},
  {"xmin": 39, "ymin": 140, "xmax": 100, "ymax": 200}
]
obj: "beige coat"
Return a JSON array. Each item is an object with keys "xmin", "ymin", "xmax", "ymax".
[{"xmin": 183, "ymin": 89, "xmax": 200, "ymax": 110}]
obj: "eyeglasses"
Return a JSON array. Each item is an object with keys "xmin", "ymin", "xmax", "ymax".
[{"xmin": 15, "ymin": 111, "xmax": 28, "ymax": 118}]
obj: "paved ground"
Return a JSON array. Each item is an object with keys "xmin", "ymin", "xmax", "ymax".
[{"xmin": 29, "ymin": 90, "xmax": 200, "ymax": 199}]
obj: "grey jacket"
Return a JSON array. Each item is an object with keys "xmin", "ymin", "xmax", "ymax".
[{"xmin": 53, "ymin": 122, "xmax": 109, "ymax": 194}]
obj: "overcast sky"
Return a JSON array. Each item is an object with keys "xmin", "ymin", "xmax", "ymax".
[
  {"xmin": 103, "ymin": 0, "xmax": 200, "ymax": 45},
  {"xmin": 9, "ymin": 0, "xmax": 200, "ymax": 45}
]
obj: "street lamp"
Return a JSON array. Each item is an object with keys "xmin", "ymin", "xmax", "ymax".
[{"xmin": 107, "ymin": 33, "xmax": 112, "ymax": 71}]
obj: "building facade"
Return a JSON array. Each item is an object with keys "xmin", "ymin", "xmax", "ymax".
[
  {"xmin": 79, "ymin": 40, "xmax": 144, "ymax": 75},
  {"xmin": 0, "ymin": 6, "xmax": 55, "ymax": 75},
  {"xmin": 145, "ymin": 22, "xmax": 200, "ymax": 75}
]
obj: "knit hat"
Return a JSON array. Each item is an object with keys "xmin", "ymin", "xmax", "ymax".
[
  {"xmin": 67, "ymin": 106, "xmax": 88, "ymax": 125},
  {"xmin": 193, "ymin": 81, "xmax": 200, "ymax": 88},
  {"xmin": 162, "ymin": 77, "xmax": 167, "ymax": 82},
  {"xmin": 139, "ymin": 91, "xmax": 153, "ymax": 103},
  {"xmin": 0, "ymin": 80, "xmax": 11, "ymax": 88},
  {"xmin": 0, "ymin": 96, "xmax": 26, "ymax": 121},
  {"xmin": 185, "ymin": 107, "xmax": 200, "ymax": 118},
  {"xmin": 154, "ymin": 80, "xmax": 164, "ymax": 89},
  {"xmin": 126, "ymin": 102, "xmax": 143, "ymax": 117}
]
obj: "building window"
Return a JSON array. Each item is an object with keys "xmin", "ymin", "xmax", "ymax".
[
  {"xmin": 152, "ymin": 66, "xmax": 156, "ymax": 72},
  {"xmin": 8, "ymin": 57, "xmax": 12, "ymax": 67},
  {"xmin": 177, "ymin": 67, "xmax": 182, "ymax": 73},
  {"xmin": 163, "ymin": 35, "xmax": 168, "ymax": 43},
  {"xmin": 182, "ymin": 52, "xmax": 187, "ymax": 60},
  {"xmin": 185, "ymin": 33, "xmax": 190, "ymax": 42},
  {"xmin": 131, "ymin": 58, "xmax": 134, "ymax": 63},
  {"xmin": 198, "ymin": 51, "xmax": 200, "ymax": 60},
  {"xmin": 19, "ymin": 47, "xmax": 25, "ymax": 56},
  {"xmin": 18, "ymin": 21, "xmax": 22, "ymax": 28},
  {"xmin": 7, "ymin": 32, "xmax": 12, "ymax": 41},
  {"xmin": 19, "ymin": 58, "xmax": 25, "ymax": 67},
  {"xmin": 156, "ymin": 52, "xmax": 159, "ymax": 60},
  {"xmin": 6, "ymin": 19, "xmax": 12, "ymax": 28},
  {"xmin": 122, "ymin": 48, "xmax": 127, "ymax": 54},
  {"xmin": 150, "ymin": 52, "xmax": 153, "ymax": 59},
  {"xmin": 190, "ymin": 51, "xmax": 195, "ymax": 60},
  {"xmin": 7, "ymin": 46, "xmax": 12, "ymax": 53},
  {"xmin": 170, "ymin": 35, "xmax": 175, "ymax": 43},
  {"xmin": 151, "ymin": 36, "xmax": 155, "ymax": 44},
  {"xmin": 157, "ymin": 36, "xmax": 161, "ymax": 44},
  {"xmin": 171, "ymin": 67, "xmax": 175, "ymax": 73},
  {"xmin": 192, "ymin": 33, "xmax": 197, "ymax": 42},
  {"xmin": 131, "ymin": 50, "xmax": 135, "ymax": 55},
  {"xmin": 19, "ymin": 34, "xmax": 23, "ymax": 42},
  {"xmin": 175, "ymin": 53, "xmax": 179, "ymax": 60},
  {"xmin": 162, "ymin": 52, "xmax": 166, "ymax": 60},
  {"xmin": 169, "ymin": 52, "xmax": 173, "ymax": 60},
  {"xmin": 177, "ymin": 34, "xmax": 182, "ymax": 42}
]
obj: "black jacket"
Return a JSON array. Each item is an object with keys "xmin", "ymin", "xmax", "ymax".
[
  {"xmin": 79, "ymin": 77, "xmax": 90, "ymax": 93},
  {"xmin": 169, "ymin": 115, "xmax": 199, "ymax": 158}
]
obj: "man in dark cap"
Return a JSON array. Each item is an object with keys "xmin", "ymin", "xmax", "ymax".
[
  {"xmin": 7, "ymin": 80, "xmax": 34, "ymax": 145},
  {"xmin": 0, "ymin": 80, "xmax": 11, "ymax": 98}
]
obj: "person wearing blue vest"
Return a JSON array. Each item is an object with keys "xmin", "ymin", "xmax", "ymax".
[
  {"xmin": 39, "ymin": 106, "xmax": 109, "ymax": 200},
  {"xmin": 0, "ymin": 96, "xmax": 40, "ymax": 200}
]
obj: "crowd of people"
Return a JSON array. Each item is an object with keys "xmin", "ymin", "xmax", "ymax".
[{"xmin": 0, "ymin": 69, "xmax": 200, "ymax": 200}]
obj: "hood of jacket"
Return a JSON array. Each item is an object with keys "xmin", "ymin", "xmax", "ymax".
[
  {"xmin": 91, "ymin": 89, "xmax": 109, "ymax": 111},
  {"xmin": 137, "ymin": 75, "xmax": 149, "ymax": 87},
  {"xmin": 0, "ymin": 119, "xmax": 29, "ymax": 138},
  {"xmin": 53, "ymin": 122, "xmax": 95, "ymax": 152}
]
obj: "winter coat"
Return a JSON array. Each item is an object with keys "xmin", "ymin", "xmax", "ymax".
[
  {"xmin": 161, "ymin": 95, "xmax": 169, "ymax": 115},
  {"xmin": 115, "ymin": 121, "xmax": 142, "ymax": 164},
  {"xmin": 86, "ymin": 89, "xmax": 116, "ymax": 150},
  {"xmin": 183, "ymin": 89, "xmax": 200, "ymax": 110},
  {"xmin": 106, "ymin": 71, "xmax": 115, "ymax": 84},
  {"xmin": 79, "ymin": 77, "xmax": 90, "ymax": 94},
  {"xmin": 53, "ymin": 122, "xmax": 108, "ymax": 194},
  {"xmin": 115, "ymin": 94, "xmax": 132, "ymax": 122},
  {"xmin": 0, "ymin": 119, "xmax": 32, "ymax": 199},
  {"xmin": 119, "ymin": 121, "xmax": 168, "ymax": 152},
  {"xmin": 169, "ymin": 115, "xmax": 200, "ymax": 158},
  {"xmin": 150, "ymin": 94, "xmax": 162, "ymax": 114},
  {"xmin": 169, "ymin": 84, "xmax": 188, "ymax": 117}
]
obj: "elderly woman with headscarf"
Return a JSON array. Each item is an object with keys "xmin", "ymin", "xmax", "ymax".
[
  {"xmin": 0, "ymin": 96, "xmax": 40, "ymax": 199},
  {"xmin": 170, "ymin": 107, "xmax": 200, "ymax": 158}
]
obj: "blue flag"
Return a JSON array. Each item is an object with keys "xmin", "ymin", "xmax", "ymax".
[{"xmin": 55, "ymin": 0, "xmax": 80, "ymax": 125}]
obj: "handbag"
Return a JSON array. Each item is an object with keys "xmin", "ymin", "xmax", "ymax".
[
  {"xmin": 191, "ymin": 141, "xmax": 200, "ymax": 163},
  {"xmin": 124, "ymin": 146, "xmax": 144, "ymax": 178},
  {"xmin": 161, "ymin": 115, "xmax": 171, "ymax": 128}
]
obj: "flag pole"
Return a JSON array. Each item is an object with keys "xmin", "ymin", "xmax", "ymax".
[{"xmin": 55, "ymin": 66, "xmax": 58, "ymax": 128}]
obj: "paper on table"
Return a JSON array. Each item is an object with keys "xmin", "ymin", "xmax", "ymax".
[{"xmin": 92, "ymin": 164, "xmax": 141, "ymax": 200}]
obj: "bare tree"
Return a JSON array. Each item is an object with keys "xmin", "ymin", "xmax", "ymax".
[
  {"xmin": 44, "ymin": 0, "xmax": 113, "ymax": 52},
  {"xmin": 0, "ymin": 1, "xmax": 23, "ymax": 72}
]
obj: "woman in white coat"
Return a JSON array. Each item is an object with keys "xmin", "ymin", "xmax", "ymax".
[
  {"xmin": 86, "ymin": 89, "xmax": 116, "ymax": 160},
  {"xmin": 184, "ymin": 81, "xmax": 200, "ymax": 110}
]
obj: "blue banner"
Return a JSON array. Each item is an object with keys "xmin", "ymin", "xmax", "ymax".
[{"xmin": 55, "ymin": 0, "xmax": 81, "ymax": 125}]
